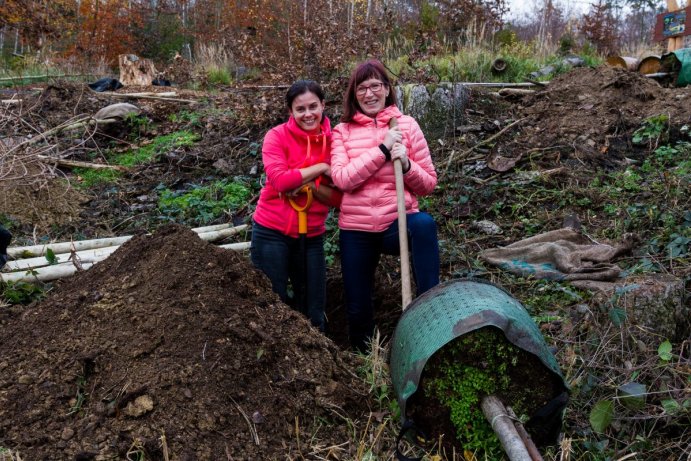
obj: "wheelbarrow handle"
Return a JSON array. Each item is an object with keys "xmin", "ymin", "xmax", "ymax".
[
  {"xmin": 389, "ymin": 118, "xmax": 413, "ymax": 310},
  {"xmin": 288, "ymin": 185, "xmax": 314, "ymax": 235}
]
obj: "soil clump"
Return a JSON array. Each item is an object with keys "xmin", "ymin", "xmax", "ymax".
[
  {"xmin": 513, "ymin": 66, "xmax": 691, "ymax": 166},
  {"xmin": 0, "ymin": 224, "xmax": 371, "ymax": 460}
]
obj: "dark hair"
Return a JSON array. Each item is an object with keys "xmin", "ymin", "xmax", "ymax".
[
  {"xmin": 286, "ymin": 80, "xmax": 325, "ymax": 109},
  {"xmin": 342, "ymin": 59, "xmax": 398, "ymax": 122}
]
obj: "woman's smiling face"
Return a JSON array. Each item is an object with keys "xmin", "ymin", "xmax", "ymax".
[
  {"xmin": 290, "ymin": 91, "xmax": 325, "ymax": 133},
  {"xmin": 355, "ymin": 78, "xmax": 388, "ymax": 117}
]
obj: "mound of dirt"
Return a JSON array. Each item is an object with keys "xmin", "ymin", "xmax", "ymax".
[
  {"xmin": 517, "ymin": 66, "xmax": 691, "ymax": 165},
  {"xmin": 0, "ymin": 224, "xmax": 371, "ymax": 460}
]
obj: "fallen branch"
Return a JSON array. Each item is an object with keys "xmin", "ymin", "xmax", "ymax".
[
  {"xmin": 8, "ymin": 223, "xmax": 248, "ymax": 258},
  {"xmin": 116, "ymin": 91, "xmax": 178, "ymax": 97},
  {"xmin": 91, "ymin": 91, "xmax": 197, "ymax": 104},
  {"xmin": 5, "ymin": 115, "xmax": 91, "ymax": 154},
  {"xmin": 498, "ymin": 88, "xmax": 535, "ymax": 97},
  {"xmin": 0, "ymin": 74, "xmax": 92, "ymax": 82},
  {"xmin": 481, "ymin": 395, "xmax": 533, "ymax": 461},
  {"xmin": 506, "ymin": 406, "xmax": 543, "ymax": 461},
  {"xmin": 442, "ymin": 118, "xmax": 526, "ymax": 179},
  {"xmin": 36, "ymin": 155, "xmax": 126, "ymax": 171}
]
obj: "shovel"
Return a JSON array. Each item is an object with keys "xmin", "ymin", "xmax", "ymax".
[
  {"xmin": 388, "ymin": 118, "xmax": 543, "ymax": 461},
  {"xmin": 288, "ymin": 185, "xmax": 314, "ymax": 317},
  {"xmin": 389, "ymin": 117, "xmax": 413, "ymax": 310}
]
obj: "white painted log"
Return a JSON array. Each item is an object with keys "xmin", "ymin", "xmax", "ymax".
[
  {"xmin": 8, "ymin": 227, "xmax": 248, "ymax": 271},
  {"xmin": 6, "ymin": 246, "xmax": 119, "ymax": 271},
  {"xmin": 481, "ymin": 395, "xmax": 533, "ymax": 461},
  {"xmin": 218, "ymin": 242, "xmax": 251, "ymax": 251},
  {"xmin": 1, "ymin": 241, "xmax": 251, "ymax": 283},
  {"xmin": 8, "ymin": 224, "xmax": 247, "ymax": 258}
]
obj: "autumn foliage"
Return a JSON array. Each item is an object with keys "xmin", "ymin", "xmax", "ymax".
[{"xmin": 2, "ymin": 0, "xmax": 508, "ymax": 78}]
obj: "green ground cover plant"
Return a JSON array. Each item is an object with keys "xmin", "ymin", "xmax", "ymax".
[
  {"xmin": 158, "ymin": 179, "xmax": 252, "ymax": 225},
  {"xmin": 73, "ymin": 130, "xmax": 200, "ymax": 188},
  {"xmin": 423, "ymin": 328, "xmax": 525, "ymax": 458}
]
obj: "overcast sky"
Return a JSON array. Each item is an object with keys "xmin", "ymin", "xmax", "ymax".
[
  {"xmin": 504, "ymin": 0, "xmax": 591, "ymax": 21},
  {"xmin": 504, "ymin": 0, "xmax": 689, "ymax": 21}
]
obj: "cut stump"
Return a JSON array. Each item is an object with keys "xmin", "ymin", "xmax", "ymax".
[{"xmin": 118, "ymin": 54, "xmax": 158, "ymax": 86}]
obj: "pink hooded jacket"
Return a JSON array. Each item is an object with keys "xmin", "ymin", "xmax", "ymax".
[
  {"xmin": 253, "ymin": 115, "xmax": 341, "ymax": 238},
  {"xmin": 331, "ymin": 105, "xmax": 437, "ymax": 232}
]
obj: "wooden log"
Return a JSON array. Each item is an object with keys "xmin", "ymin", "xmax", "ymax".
[
  {"xmin": 606, "ymin": 56, "xmax": 639, "ymax": 71},
  {"xmin": 481, "ymin": 395, "xmax": 533, "ymax": 461},
  {"xmin": 1, "ymin": 242, "xmax": 251, "ymax": 283},
  {"xmin": 115, "ymin": 92, "xmax": 178, "ymax": 98},
  {"xmin": 118, "ymin": 54, "xmax": 158, "ymax": 86},
  {"xmin": 492, "ymin": 58, "xmax": 508, "ymax": 74},
  {"xmin": 8, "ymin": 224, "xmax": 247, "ymax": 258},
  {"xmin": 637, "ymin": 55, "xmax": 661, "ymax": 74},
  {"xmin": 91, "ymin": 91, "xmax": 196, "ymax": 104},
  {"xmin": 6, "ymin": 246, "xmax": 119, "ymax": 271}
]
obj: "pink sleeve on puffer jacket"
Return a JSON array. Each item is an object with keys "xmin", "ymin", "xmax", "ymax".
[
  {"xmin": 262, "ymin": 126, "xmax": 303, "ymax": 193},
  {"xmin": 402, "ymin": 117, "xmax": 437, "ymax": 195},
  {"xmin": 330, "ymin": 123, "xmax": 387, "ymax": 192}
]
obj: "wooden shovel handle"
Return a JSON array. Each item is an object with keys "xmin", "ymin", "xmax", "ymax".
[{"xmin": 389, "ymin": 117, "xmax": 413, "ymax": 309}]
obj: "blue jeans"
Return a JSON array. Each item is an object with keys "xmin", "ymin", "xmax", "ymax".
[
  {"xmin": 250, "ymin": 221, "xmax": 326, "ymax": 331},
  {"xmin": 340, "ymin": 212, "xmax": 440, "ymax": 351}
]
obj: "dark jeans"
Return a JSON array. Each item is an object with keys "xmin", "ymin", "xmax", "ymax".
[
  {"xmin": 0, "ymin": 225, "xmax": 11, "ymax": 270},
  {"xmin": 340, "ymin": 212, "xmax": 440, "ymax": 351},
  {"xmin": 250, "ymin": 221, "xmax": 326, "ymax": 331}
]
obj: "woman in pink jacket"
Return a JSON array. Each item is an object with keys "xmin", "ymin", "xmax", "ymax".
[
  {"xmin": 251, "ymin": 80, "xmax": 341, "ymax": 332},
  {"xmin": 331, "ymin": 60, "xmax": 439, "ymax": 351}
]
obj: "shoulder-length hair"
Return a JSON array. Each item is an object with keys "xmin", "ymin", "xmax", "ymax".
[{"xmin": 342, "ymin": 59, "xmax": 398, "ymax": 123}]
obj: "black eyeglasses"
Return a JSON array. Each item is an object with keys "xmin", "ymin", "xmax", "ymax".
[{"xmin": 356, "ymin": 82, "xmax": 384, "ymax": 96}]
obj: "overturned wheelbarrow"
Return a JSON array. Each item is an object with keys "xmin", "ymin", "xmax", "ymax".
[{"xmin": 390, "ymin": 279, "xmax": 569, "ymax": 460}]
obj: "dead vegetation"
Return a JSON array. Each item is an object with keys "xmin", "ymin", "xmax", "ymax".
[{"xmin": 0, "ymin": 67, "xmax": 689, "ymax": 460}]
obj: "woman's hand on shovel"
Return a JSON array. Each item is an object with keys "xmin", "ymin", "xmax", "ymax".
[{"xmin": 391, "ymin": 143, "xmax": 411, "ymax": 172}]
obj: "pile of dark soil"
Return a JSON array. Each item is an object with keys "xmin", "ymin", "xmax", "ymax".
[
  {"xmin": 0, "ymin": 224, "xmax": 371, "ymax": 460},
  {"xmin": 516, "ymin": 66, "xmax": 691, "ymax": 165}
]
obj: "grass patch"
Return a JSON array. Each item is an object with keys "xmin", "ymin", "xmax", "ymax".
[
  {"xmin": 158, "ymin": 178, "xmax": 252, "ymax": 225},
  {"xmin": 207, "ymin": 67, "xmax": 232, "ymax": 85},
  {"xmin": 73, "ymin": 168, "xmax": 122, "ymax": 188},
  {"xmin": 73, "ymin": 130, "xmax": 200, "ymax": 189},
  {"xmin": 117, "ymin": 130, "xmax": 199, "ymax": 167},
  {"xmin": 385, "ymin": 43, "xmax": 603, "ymax": 83}
]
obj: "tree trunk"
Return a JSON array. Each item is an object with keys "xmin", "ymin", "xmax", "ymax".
[{"xmin": 480, "ymin": 395, "xmax": 533, "ymax": 461}]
